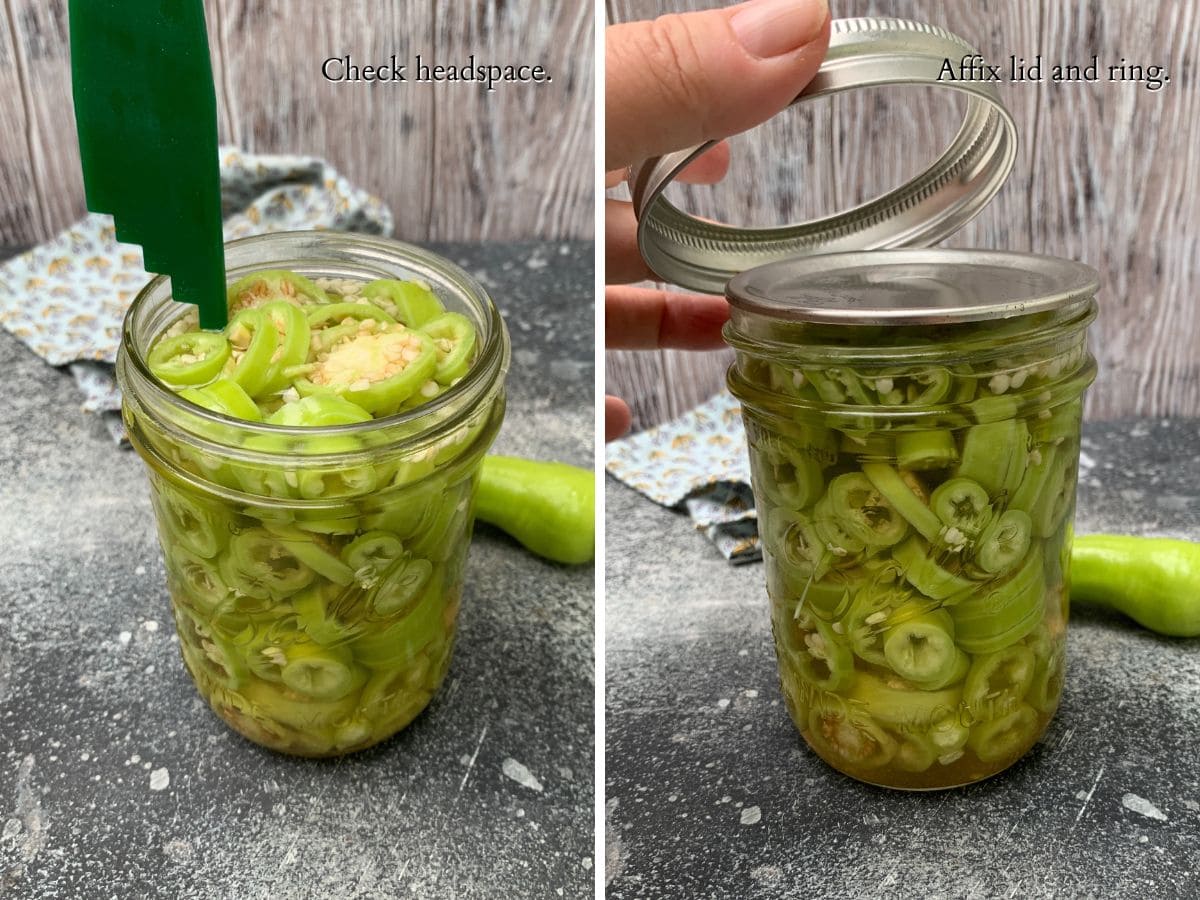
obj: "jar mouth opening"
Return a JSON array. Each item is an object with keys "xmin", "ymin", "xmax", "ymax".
[{"xmin": 118, "ymin": 232, "xmax": 510, "ymax": 449}]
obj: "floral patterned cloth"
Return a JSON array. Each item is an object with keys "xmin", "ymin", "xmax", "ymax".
[
  {"xmin": 0, "ymin": 147, "xmax": 393, "ymax": 438},
  {"xmin": 605, "ymin": 390, "xmax": 763, "ymax": 563}
]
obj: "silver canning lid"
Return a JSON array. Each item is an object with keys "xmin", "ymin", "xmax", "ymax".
[
  {"xmin": 630, "ymin": 17, "xmax": 1019, "ymax": 294},
  {"xmin": 726, "ymin": 249, "xmax": 1100, "ymax": 325}
]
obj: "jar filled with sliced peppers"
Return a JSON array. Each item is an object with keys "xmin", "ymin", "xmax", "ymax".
[
  {"xmin": 725, "ymin": 250, "xmax": 1097, "ymax": 788},
  {"xmin": 116, "ymin": 231, "xmax": 509, "ymax": 757},
  {"xmin": 628, "ymin": 17, "xmax": 1105, "ymax": 788}
]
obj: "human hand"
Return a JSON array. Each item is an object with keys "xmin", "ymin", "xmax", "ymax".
[{"xmin": 605, "ymin": 0, "xmax": 831, "ymax": 440}]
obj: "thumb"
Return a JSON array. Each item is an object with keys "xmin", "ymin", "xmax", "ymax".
[{"xmin": 606, "ymin": 0, "xmax": 830, "ymax": 171}]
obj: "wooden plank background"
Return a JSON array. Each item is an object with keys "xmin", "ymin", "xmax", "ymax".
[
  {"xmin": 0, "ymin": 0, "xmax": 593, "ymax": 245},
  {"xmin": 606, "ymin": 0, "xmax": 1200, "ymax": 427}
]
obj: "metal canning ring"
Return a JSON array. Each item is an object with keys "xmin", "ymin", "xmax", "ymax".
[{"xmin": 629, "ymin": 17, "xmax": 1019, "ymax": 294}]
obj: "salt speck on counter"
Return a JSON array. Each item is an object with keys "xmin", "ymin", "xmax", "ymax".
[
  {"xmin": 501, "ymin": 758, "xmax": 544, "ymax": 793},
  {"xmin": 716, "ymin": 698, "xmax": 730, "ymax": 709},
  {"xmin": 740, "ymin": 805, "xmax": 762, "ymax": 825},
  {"xmin": 117, "ymin": 631, "xmax": 132, "ymax": 645},
  {"xmin": 149, "ymin": 768, "xmax": 170, "ymax": 791},
  {"xmin": 143, "ymin": 620, "xmax": 159, "ymax": 632},
  {"xmin": 1122, "ymin": 793, "xmax": 1167, "ymax": 821},
  {"xmin": 135, "ymin": 565, "xmax": 146, "ymax": 575}
]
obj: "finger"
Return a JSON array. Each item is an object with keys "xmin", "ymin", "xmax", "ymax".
[
  {"xmin": 676, "ymin": 140, "xmax": 731, "ymax": 184},
  {"xmin": 604, "ymin": 140, "xmax": 730, "ymax": 192},
  {"xmin": 605, "ymin": 199, "xmax": 654, "ymax": 284},
  {"xmin": 605, "ymin": 169, "xmax": 628, "ymax": 189},
  {"xmin": 606, "ymin": 284, "xmax": 730, "ymax": 350},
  {"xmin": 606, "ymin": 396, "xmax": 633, "ymax": 442},
  {"xmin": 606, "ymin": 0, "xmax": 830, "ymax": 170}
]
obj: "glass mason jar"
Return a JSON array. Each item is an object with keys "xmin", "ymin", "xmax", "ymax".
[
  {"xmin": 116, "ymin": 231, "xmax": 510, "ymax": 757},
  {"xmin": 725, "ymin": 250, "xmax": 1097, "ymax": 789}
]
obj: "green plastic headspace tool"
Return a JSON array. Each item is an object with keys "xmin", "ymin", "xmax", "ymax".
[{"xmin": 69, "ymin": 0, "xmax": 227, "ymax": 329}]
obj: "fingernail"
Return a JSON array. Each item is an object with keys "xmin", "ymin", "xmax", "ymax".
[{"xmin": 730, "ymin": 0, "xmax": 828, "ymax": 58}]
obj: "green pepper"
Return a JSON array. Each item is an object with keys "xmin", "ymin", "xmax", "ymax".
[
  {"xmin": 892, "ymin": 536, "xmax": 974, "ymax": 600},
  {"xmin": 221, "ymin": 528, "xmax": 315, "ymax": 601},
  {"xmin": 1025, "ymin": 625, "xmax": 1066, "ymax": 714},
  {"xmin": 840, "ymin": 430, "xmax": 894, "ymax": 460},
  {"xmin": 153, "ymin": 484, "xmax": 228, "ymax": 559},
  {"xmin": 280, "ymin": 642, "xmax": 365, "ymax": 701},
  {"xmin": 258, "ymin": 301, "xmax": 312, "ymax": 395},
  {"xmin": 805, "ymin": 367, "xmax": 872, "ymax": 405},
  {"xmin": 752, "ymin": 434, "xmax": 824, "ymax": 511},
  {"xmin": 929, "ymin": 477, "xmax": 992, "ymax": 541},
  {"xmin": 825, "ymin": 472, "xmax": 909, "ymax": 548},
  {"xmin": 881, "ymin": 609, "xmax": 960, "ymax": 686},
  {"xmin": 893, "ymin": 367, "xmax": 953, "ymax": 407},
  {"xmin": 843, "ymin": 581, "xmax": 930, "ymax": 667},
  {"xmin": 178, "ymin": 379, "xmax": 262, "ymax": 421},
  {"xmin": 226, "ymin": 269, "xmax": 329, "ymax": 312},
  {"xmin": 167, "ymin": 545, "xmax": 230, "ymax": 614},
  {"xmin": 927, "ymin": 711, "xmax": 970, "ymax": 762},
  {"xmin": 861, "ymin": 464, "xmax": 944, "ymax": 544},
  {"xmin": 893, "ymin": 730, "xmax": 937, "ymax": 773},
  {"xmin": 473, "ymin": 456, "xmax": 594, "ymax": 565},
  {"xmin": 342, "ymin": 530, "xmax": 405, "ymax": 577},
  {"xmin": 895, "ymin": 430, "xmax": 958, "ymax": 471},
  {"xmin": 350, "ymin": 570, "xmax": 448, "ymax": 669},
  {"xmin": 240, "ymin": 679, "xmax": 360, "ymax": 732},
  {"xmin": 950, "ymin": 549, "xmax": 1045, "ymax": 653},
  {"xmin": 175, "ymin": 606, "xmax": 250, "ymax": 691},
  {"xmin": 359, "ymin": 672, "xmax": 435, "ymax": 740},
  {"xmin": 179, "ymin": 635, "xmax": 246, "ymax": 694},
  {"xmin": 148, "ymin": 331, "xmax": 230, "ymax": 387},
  {"xmin": 266, "ymin": 394, "xmax": 373, "ymax": 427},
  {"xmin": 407, "ymin": 490, "xmax": 471, "ymax": 563},
  {"xmin": 955, "ymin": 397, "xmax": 1029, "ymax": 498},
  {"xmin": 1030, "ymin": 398, "xmax": 1081, "ymax": 445},
  {"xmin": 306, "ymin": 302, "xmax": 397, "ymax": 328},
  {"xmin": 223, "ymin": 308, "xmax": 279, "ymax": 398},
  {"xmin": 846, "ymin": 672, "xmax": 963, "ymax": 731},
  {"xmin": 360, "ymin": 278, "xmax": 445, "ymax": 328},
  {"xmin": 291, "ymin": 587, "xmax": 361, "ymax": 647},
  {"xmin": 966, "ymin": 703, "xmax": 1039, "ymax": 763},
  {"xmin": 370, "ymin": 557, "xmax": 435, "ymax": 617},
  {"xmin": 302, "ymin": 443, "xmax": 379, "ymax": 500},
  {"xmin": 1070, "ymin": 535, "xmax": 1200, "ymax": 637},
  {"xmin": 812, "ymin": 494, "xmax": 868, "ymax": 559},
  {"xmin": 974, "ymin": 509, "xmax": 1032, "ymax": 575},
  {"xmin": 260, "ymin": 522, "xmax": 356, "ymax": 586},
  {"xmin": 806, "ymin": 705, "xmax": 897, "ymax": 769},
  {"xmin": 1024, "ymin": 449, "xmax": 1077, "ymax": 538},
  {"xmin": 421, "ymin": 312, "xmax": 477, "ymax": 385},
  {"xmin": 783, "ymin": 616, "xmax": 854, "ymax": 692},
  {"xmin": 295, "ymin": 324, "xmax": 438, "ymax": 415},
  {"xmin": 777, "ymin": 567, "xmax": 856, "ymax": 622},
  {"xmin": 962, "ymin": 645, "xmax": 1035, "ymax": 720}
]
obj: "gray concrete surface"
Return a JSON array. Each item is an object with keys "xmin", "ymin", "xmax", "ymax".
[
  {"xmin": 0, "ymin": 241, "xmax": 595, "ymax": 899},
  {"xmin": 606, "ymin": 419, "xmax": 1200, "ymax": 899}
]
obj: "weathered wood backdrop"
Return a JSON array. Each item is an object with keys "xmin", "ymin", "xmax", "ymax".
[
  {"xmin": 0, "ymin": 1, "xmax": 593, "ymax": 245},
  {"xmin": 607, "ymin": 0, "xmax": 1200, "ymax": 426}
]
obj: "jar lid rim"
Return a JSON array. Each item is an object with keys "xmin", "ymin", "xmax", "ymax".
[{"xmin": 725, "ymin": 248, "xmax": 1100, "ymax": 325}]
